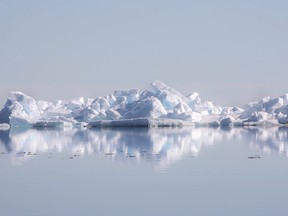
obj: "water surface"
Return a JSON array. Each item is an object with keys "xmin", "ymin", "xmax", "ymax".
[{"xmin": 1, "ymin": 127, "xmax": 288, "ymax": 216}]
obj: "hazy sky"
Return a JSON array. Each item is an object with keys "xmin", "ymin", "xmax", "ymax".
[{"xmin": 0, "ymin": 0, "xmax": 287, "ymax": 107}]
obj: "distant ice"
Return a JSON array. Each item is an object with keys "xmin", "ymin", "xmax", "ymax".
[{"xmin": 0, "ymin": 80, "xmax": 288, "ymax": 127}]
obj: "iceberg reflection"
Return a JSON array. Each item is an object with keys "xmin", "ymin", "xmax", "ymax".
[
  {"xmin": 245, "ymin": 127, "xmax": 288, "ymax": 156},
  {"xmin": 0, "ymin": 127, "xmax": 288, "ymax": 170}
]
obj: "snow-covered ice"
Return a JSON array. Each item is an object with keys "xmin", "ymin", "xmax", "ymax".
[{"xmin": 1, "ymin": 80, "xmax": 288, "ymax": 127}]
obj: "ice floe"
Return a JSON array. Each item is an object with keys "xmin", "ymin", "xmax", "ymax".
[{"xmin": 0, "ymin": 80, "xmax": 288, "ymax": 127}]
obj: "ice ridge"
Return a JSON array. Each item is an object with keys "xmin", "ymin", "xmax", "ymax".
[{"xmin": 0, "ymin": 80, "xmax": 288, "ymax": 128}]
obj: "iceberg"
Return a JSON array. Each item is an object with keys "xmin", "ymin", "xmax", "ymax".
[
  {"xmin": 0, "ymin": 91, "xmax": 40, "ymax": 127},
  {"xmin": 0, "ymin": 80, "xmax": 288, "ymax": 127}
]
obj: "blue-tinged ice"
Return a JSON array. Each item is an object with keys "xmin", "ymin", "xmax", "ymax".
[{"xmin": 1, "ymin": 80, "xmax": 288, "ymax": 127}]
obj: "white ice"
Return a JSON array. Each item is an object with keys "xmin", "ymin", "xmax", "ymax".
[{"xmin": 0, "ymin": 80, "xmax": 288, "ymax": 127}]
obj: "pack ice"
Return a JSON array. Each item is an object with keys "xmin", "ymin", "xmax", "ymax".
[{"xmin": 0, "ymin": 80, "xmax": 288, "ymax": 128}]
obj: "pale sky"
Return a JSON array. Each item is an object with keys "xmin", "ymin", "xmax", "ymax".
[{"xmin": 0, "ymin": 0, "xmax": 287, "ymax": 107}]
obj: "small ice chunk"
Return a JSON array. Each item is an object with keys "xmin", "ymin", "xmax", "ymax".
[
  {"xmin": 278, "ymin": 116, "xmax": 288, "ymax": 124},
  {"xmin": 187, "ymin": 92, "xmax": 201, "ymax": 107},
  {"xmin": 139, "ymin": 90, "xmax": 156, "ymax": 101},
  {"xmin": 275, "ymin": 105, "xmax": 288, "ymax": 115},
  {"xmin": 220, "ymin": 116, "xmax": 235, "ymax": 126},
  {"xmin": 263, "ymin": 97, "xmax": 283, "ymax": 112},
  {"xmin": 151, "ymin": 80, "xmax": 188, "ymax": 110},
  {"xmin": 105, "ymin": 94, "xmax": 117, "ymax": 105},
  {"xmin": 113, "ymin": 89, "xmax": 139, "ymax": 103},
  {"xmin": 122, "ymin": 97, "xmax": 167, "ymax": 119},
  {"xmin": 91, "ymin": 97, "xmax": 110, "ymax": 111},
  {"xmin": 105, "ymin": 109, "xmax": 121, "ymax": 120}
]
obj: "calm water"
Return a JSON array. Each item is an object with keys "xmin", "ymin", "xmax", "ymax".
[{"xmin": 1, "ymin": 127, "xmax": 288, "ymax": 216}]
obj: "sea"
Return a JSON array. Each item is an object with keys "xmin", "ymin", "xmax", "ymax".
[{"xmin": 1, "ymin": 126, "xmax": 288, "ymax": 216}]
